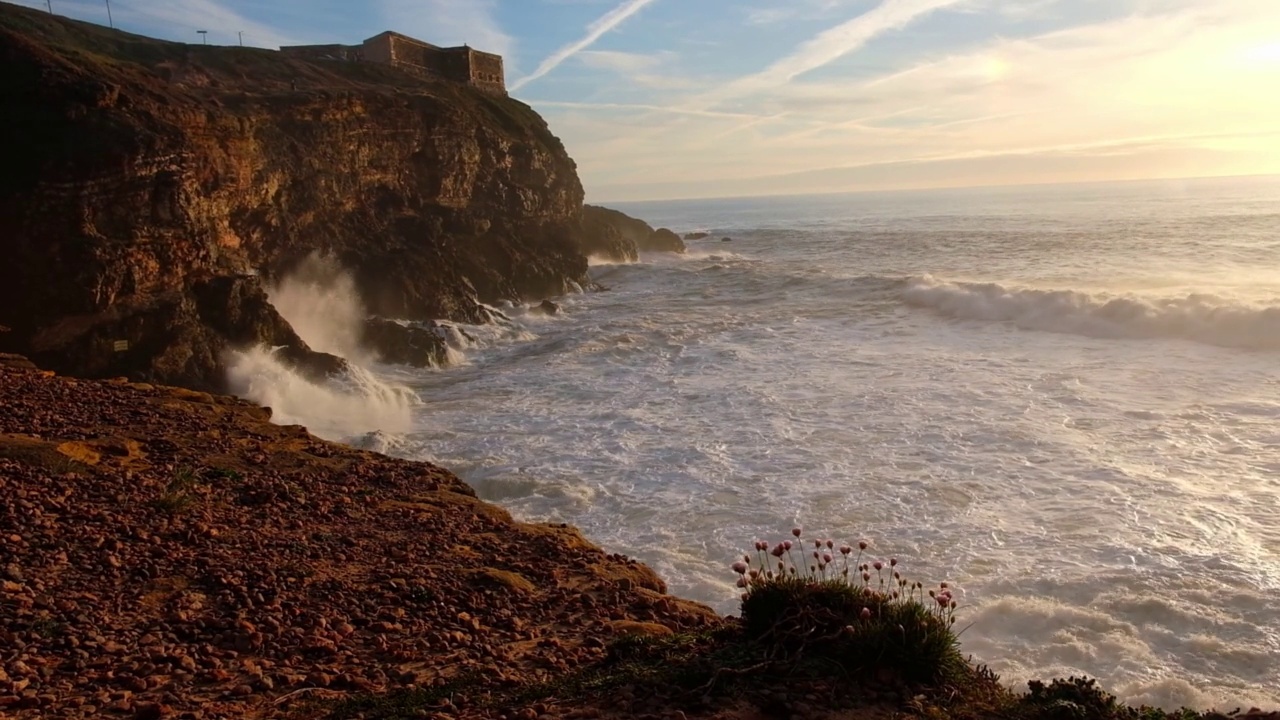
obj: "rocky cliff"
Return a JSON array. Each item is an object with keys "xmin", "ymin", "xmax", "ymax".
[
  {"xmin": 0, "ymin": 5, "xmax": 594, "ymax": 390},
  {"xmin": 582, "ymin": 204, "xmax": 687, "ymax": 256}
]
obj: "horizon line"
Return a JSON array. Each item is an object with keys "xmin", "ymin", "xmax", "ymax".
[{"xmin": 588, "ymin": 171, "xmax": 1280, "ymax": 206}]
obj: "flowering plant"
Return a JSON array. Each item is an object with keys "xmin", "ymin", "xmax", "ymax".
[{"xmin": 730, "ymin": 527, "xmax": 963, "ymax": 683}]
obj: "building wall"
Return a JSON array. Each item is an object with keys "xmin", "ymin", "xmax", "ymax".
[
  {"xmin": 469, "ymin": 50, "xmax": 506, "ymax": 94},
  {"xmin": 286, "ymin": 33, "xmax": 506, "ymax": 95},
  {"xmin": 361, "ymin": 34, "xmax": 393, "ymax": 64},
  {"xmin": 280, "ymin": 44, "xmax": 363, "ymax": 62}
]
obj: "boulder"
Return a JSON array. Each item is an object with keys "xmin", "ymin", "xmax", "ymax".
[
  {"xmin": 683, "ymin": 232, "xmax": 709, "ymax": 240},
  {"xmin": 531, "ymin": 300, "xmax": 561, "ymax": 316},
  {"xmin": 643, "ymin": 228, "xmax": 687, "ymax": 254},
  {"xmin": 361, "ymin": 318, "xmax": 449, "ymax": 368}
]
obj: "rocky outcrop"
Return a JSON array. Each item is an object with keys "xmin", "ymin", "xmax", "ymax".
[
  {"xmin": 647, "ymin": 228, "xmax": 688, "ymax": 253},
  {"xmin": 581, "ymin": 205, "xmax": 687, "ymax": 255},
  {"xmin": 578, "ymin": 205, "xmax": 639, "ymax": 262},
  {"xmin": 0, "ymin": 5, "xmax": 588, "ymax": 390},
  {"xmin": 361, "ymin": 317, "xmax": 450, "ymax": 368},
  {"xmin": 684, "ymin": 231, "xmax": 709, "ymax": 240}
]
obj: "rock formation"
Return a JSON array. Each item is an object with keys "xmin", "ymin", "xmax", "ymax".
[
  {"xmin": 0, "ymin": 5, "xmax": 589, "ymax": 390},
  {"xmin": 581, "ymin": 205, "xmax": 687, "ymax": 255}
]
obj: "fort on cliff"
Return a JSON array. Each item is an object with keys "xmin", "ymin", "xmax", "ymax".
[{"xmin": 281, "ymin": 31, "xmax": 506, "ymax": 95}]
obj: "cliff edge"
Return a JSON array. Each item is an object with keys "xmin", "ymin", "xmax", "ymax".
[{"xmin": 0, "ymin": 5, "xmax": 590, "ymax": 391}]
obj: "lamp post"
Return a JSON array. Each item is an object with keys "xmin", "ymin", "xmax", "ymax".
[
  {"xmin": 104, "ymin": 0, "xmax": 113, "ymax": 28},
  {"xmin": 196, "ymin": 30, "xmax": 208, "ymax": 45},
  {"xmin": 238, "ymin": 31, "xmax": 243, "ymax": 46},
  {"xmin": 45, "ymin": 0, "xmax": 52, "ymax": 14}
]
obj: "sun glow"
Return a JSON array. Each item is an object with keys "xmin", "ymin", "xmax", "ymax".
[{"xmin": 1242, "ymin": 41, "xmax": 1280, "ymax": 64}]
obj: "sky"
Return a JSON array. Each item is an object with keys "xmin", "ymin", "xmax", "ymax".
[{"xmin": 10, "ymin": 0, "xmax": 1280, "ymax": 201}]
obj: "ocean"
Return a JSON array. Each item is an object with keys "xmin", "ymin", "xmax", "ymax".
[{"xmin": 229, "ymin": 175, "xmax": 1280, "ymax": 710}]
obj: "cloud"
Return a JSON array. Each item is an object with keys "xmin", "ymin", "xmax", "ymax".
[
  {"xmin": 511, "ymin": 0, "xmax": 659, "ymax": 91},
  {"xmin": 709, "ymin": 0, "xmax": 970, "ymax": 104},
  {"xmin": 532, "ymin": 99, "xmax": 781, "ymax": 121},
  {"xmin": 380, "ymin": 0, "xmax": 513, "ymax": 59},
  {"xmin": 576, "ymin": 49, "xmax": 664, "ymax": 74}
]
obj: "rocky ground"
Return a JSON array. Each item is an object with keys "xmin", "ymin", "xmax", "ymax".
[
  {"xmin": 3, "ymin": 355, "xmax": 1278, "ymax": 720},
  {"xmin": 0, "ymin": 355, "xmax": 720, "ymax": 719}
]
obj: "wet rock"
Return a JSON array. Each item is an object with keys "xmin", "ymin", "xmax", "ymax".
[{"xmin": 361, "ymin": 318, "xmax": 449, "ymax": 368}]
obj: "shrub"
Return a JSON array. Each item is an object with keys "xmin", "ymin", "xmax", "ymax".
[{"xmin": 732, "ymin": 527, "xmax": 965, "ymax": 684}]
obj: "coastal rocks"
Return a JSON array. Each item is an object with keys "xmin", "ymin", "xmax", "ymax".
[
  {"xmin": 531, "ymin": 300, "xmax": 561, "ymax": 316},
  {"xmin": 361, "ymin": 318, "xmax": 449, "ymax": 368},
  {"xmin": 646, "ymin": 228, "xmax": 687, "ymax": 254},
  {"xmin": 19, "ymin": 274, "xmax": 343, "ymax": 391},
  {"xmin": 578, "ymin": 207, "xmax": 639, "ymax": 263},
  {"xmin": 683, "ymin": 232, "xmax": 709, "ymax": 240},
  {"xmin": 580, "ymin": 205, "xmax": 688, "ymax": 255},
  {"xmin": 0, "ymin": 4, "xmax": 588, "ymax": 387}
]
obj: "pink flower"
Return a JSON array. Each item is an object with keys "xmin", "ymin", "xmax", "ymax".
[
  {"xmin": 783, "ymin": 540, "xmax": 793, "ymax": 551},
  {"xmin": 771, "ymin": 544, "xmax": 785, "ymax": 558},
  {"xmin": 731, "ymin": 561, "xmax": 748, "ymax": 575},
  {"xmin": 840, "ymin": 545, "xmax": 851, "ymax": 555},
  {"xmin": 826, "ymin": 539, "xmax": 834, "ymax": 550},
  {"xmin": 814, "ymin": 539, "xmax": 822, "ymax": 548},
  {"xmin": 889, "ymin": 558, "xmax": 898, "ymax": 567},
  {"xmin": 873, "ymin": 561, "xmax": 883, "ymax": 571},
  {"xmin": 822, "ymin": 553, "xmax": 833, "ymax": 564},
  {"xmin": 858, "ymin": 541, "xmax": 868, "ymax": 550},
  {"xmin": 940, "ymin": 582, "xmax": 949, "ymax": 589},
  {"xmin": 743, "ymin": 554, "xmax": 751, "ymax": 564},
  {"xmin": 737, "ymin": 576, "xmax": 749, "ymax": 588},
  {"xmin": 812, "ymin": 551, "xmax": 820, "ymax": 560},
  {"xmin": 792, "ymin": 527, "xmax": 803, "ymax": 538},
  {"xmin": 748, "ymin": 569, "xmax": 759, "ymax": 579},
  {"xmin": 755, "ymin": 540, "xmax": 768, "ymax": 551},
  {"xmin": 862, "ymin": 572, "xmax": 871, "ymax": 582},
  {"xmin": 937, "ymin": 595, "xmax": 949, "ymax": 607},
  {"xmin": 860, "ymin": 607, "xmax": 872, "ymax": 620}
]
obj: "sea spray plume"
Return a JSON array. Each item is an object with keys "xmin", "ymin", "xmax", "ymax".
[
  {"xmin": 267, "ymin": 252, "xmax": 370, "ymax": 363},
  {"xmin": 734, "ymin": 528, "xmax": 964, "ymax": 683}
]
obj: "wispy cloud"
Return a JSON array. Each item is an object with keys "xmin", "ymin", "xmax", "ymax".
[
  {"xmin": 532, "ymin": 99, "xmax": 781, "ymax": 121},
  {"xmin": 380, "ymin": 0, "xmax": 514, "ymax": 59},
  {"xmin": 706, "ymin": 0, "xmax": 969, "ymax": 105},
  {"xmin": 512, "ymin": 0, "xmax": 659, "ymax": 91}
]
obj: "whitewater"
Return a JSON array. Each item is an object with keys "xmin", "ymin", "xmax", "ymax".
[{"xmin": 229, "ymin": 176, "xmax": 1280, "ymax": 710}]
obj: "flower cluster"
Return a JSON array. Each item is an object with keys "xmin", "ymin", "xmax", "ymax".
[{"xmin": 732, "ymin": 526, "xmax": 958, "ymax": 624}]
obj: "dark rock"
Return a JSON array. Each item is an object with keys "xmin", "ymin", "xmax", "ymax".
[
  {"xmin": 645, "ymin": 229, "xmax": 687, "ymax": 254},
  {"xmin": 721, "ymin": 236, "xmax": 733, "ymax": 242},
  {"xmin": 578, "ymin": 207, "xmax": 638, "ymax": 263},
  {"xmin": 361, "ymin": 318, "xmax": 449, "ymax": 368},
  {"xmin": 683, "ymin": 232, "xmax": 709, "ymax": 240},
  {"xmin": 532, "ymin": 300, "xmax": 560, "ymax": 316}
]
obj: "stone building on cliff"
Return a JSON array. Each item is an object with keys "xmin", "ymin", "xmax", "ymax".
[{"xmin": 281, "ymin": 31, "xmax": 505, "ymax": 95}]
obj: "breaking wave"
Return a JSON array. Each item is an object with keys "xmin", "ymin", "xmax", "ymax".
[
  {"xmin": 224, "ymin": 346, "xmax": 417, "ymax": 439},
  {"xmin": 902, "ymin": 276, "xmax": 1280, "ymax": 350}
]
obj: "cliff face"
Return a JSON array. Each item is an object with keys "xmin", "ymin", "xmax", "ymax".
[{"xmin": 0, "ymin": 6, "xmax": 589, "ymax": 390}]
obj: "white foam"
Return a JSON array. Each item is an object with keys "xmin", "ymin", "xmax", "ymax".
[
  {"xmin": 267, "ymin": 254, "xmax": 371, "ymax": 363},
  {"xmin": 224, "ymin": 346, "xmax": 416, "ymax": 439},
  {"xmin": 902, "ymin": 275, "xmax": 1280, "ymax": 350}
]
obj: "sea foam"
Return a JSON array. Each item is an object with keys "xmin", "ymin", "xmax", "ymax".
[{"xmin": 902, "ymin": 275, "xmax": 1280, "ymax": 350}]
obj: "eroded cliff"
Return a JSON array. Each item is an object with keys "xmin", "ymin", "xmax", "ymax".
[{"xmin": 0, "ymin": 5, "xmax": 590, "ymax": 390}]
